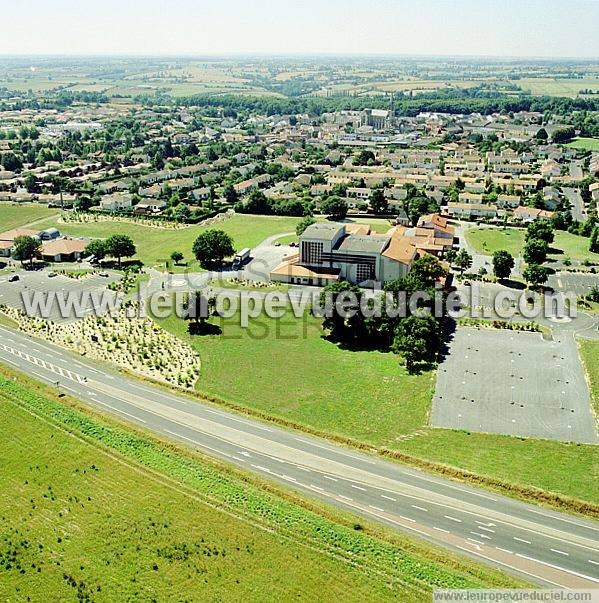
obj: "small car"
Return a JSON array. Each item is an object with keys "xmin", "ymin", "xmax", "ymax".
[{"xmin": 8, "ymin": 274, "xmax": 20, "ymax": 282}]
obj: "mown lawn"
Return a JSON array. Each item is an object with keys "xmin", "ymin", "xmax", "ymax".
[
  {"xmin": 0, "ymin": 203, "xmax": 59, "ymax": 231},
  {"xmin": 156, "ymin": 310, "xmax": 434, "ymax": 446},
  {"xmin": 466, "ymin": 227, "xmax": 599, "ymax": 262},
  {"xmin": 395, "ymin": 429, "xmax": 599, "ymax": 505},
  {"xmin": 0, "ymin": 371, "xmax": 522, "ymax": 600},
  {"xmin": 567, "ymin": 138, "xmax": 599, "ymax": 152},
  {"xmin": 579, "ymin": 339, "xmax": 599, "ymax": 419},
  {"xmin": 33, "ymin": 214, "xmax": 303, "ymax": 270}
]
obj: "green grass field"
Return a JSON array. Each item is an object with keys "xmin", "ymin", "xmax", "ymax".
[
  {"xmin": 579, "ymin": 339, "xmax": 599, "ymax": 419},
  {"xmin": 567, "ymin": 138, "xmax": 599, "ymax": 152},
  {"xmin": 0, "ymin": 203, "xmax": 59, "ymax": 231},
  {"xmin": 395, "ymin": 429, "xmax": 599, "ymax": 505},
  {"xmin": 156, "ymin": 310, "xmax": 434, "ymax": 446},
  {"xmin": 33, "ymin": 214, "xmax": 304, "ymax": 270},
  {"xmin": 0, "ymin": 370, "xmax": 522, "ymax": 600},
  {"xmin": 466, "ymin": 227, "xmax": 599, "ymax": 263}
]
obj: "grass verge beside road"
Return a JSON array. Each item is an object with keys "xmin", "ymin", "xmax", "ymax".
[
  {"xmin": 579, "ymin": 339, "xmax": 599, "ymax": 420},
  {"xmin": 0, "ymin": 366, "xmax": 524, "ymax": 600}
]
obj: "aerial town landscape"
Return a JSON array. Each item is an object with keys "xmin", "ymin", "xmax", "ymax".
[{"xmin": 0, "ymin": 2, "xmax": 598, "ymax": 602}]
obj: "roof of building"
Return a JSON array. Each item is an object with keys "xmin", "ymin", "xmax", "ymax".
[
  {"xmin": 270, "ymin": 256, "xmax": 340, "ymax": 280},
  {"xmin": 302, "ymin": 222, "xmax": 344, "ymax": 241},
  {"xmin": 344, "ymin": 223, "xmax": 372, "ymax": 236},
  {"xmin": 337, "ymin": 234, "xmax": 389, "ymax": 254},
  {"xmin": 41, "ymin": 238, "xmax": 87, "ymax": 256},
  {"xmin": 0, "ymin": 228, "xmax": 41, "ymax": 242},
  {"xmin": 381, "ymin": 238, "xmax": 418, "ymax": 265}
]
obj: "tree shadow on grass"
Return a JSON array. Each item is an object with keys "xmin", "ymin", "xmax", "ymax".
[
  {"xmin": 188, "ymin": 321, "xmax": 222, "ymax": 336},
  {"xmin": 498, "ymin": 278, "xmax": 526, "ymax": 290}
]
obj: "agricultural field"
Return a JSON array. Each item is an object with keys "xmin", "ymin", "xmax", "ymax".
[
  {"xmin": 33, "ymin": 214, "xmax": 304, "ymax": 270},
  {"xmin": 155, "ymin": 309, "xmax": 434, "ymax": 446},
  {"xmin": 567, "ymin": 137, "xmax": 599, "ymax": 151},
  {"xmin": 0, "ymin": 371, "xmax": 522, "ymax": 600},
  {"xmin": 515, "ymin": 77, "xmax": 599, "ymax": 97},
  {"xmin": 466, "ymin": 227, "xmax": 599, "ymax": 263},
  {"xmin": 0, "ymin": 203, "xmax": 59, "ymax": 231}
]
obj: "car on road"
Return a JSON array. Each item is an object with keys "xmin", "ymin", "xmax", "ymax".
[
  {"xmin": 99, "ymin": 271, "xmax": 109, "ymax": 277},
  {"xmin": 48, "ymin": 272, "xmax": 57, "ymax": 278},
  {"xmin": 8, "ymin": 274, "xmax": 20, "ymax": 282}
]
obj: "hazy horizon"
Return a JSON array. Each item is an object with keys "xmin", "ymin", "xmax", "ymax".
[{"xmin": 3, "ymin": 0, "xmax": 598, "ymax": 58}]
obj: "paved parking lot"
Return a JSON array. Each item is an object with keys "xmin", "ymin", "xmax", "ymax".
[
  {"xmin": 549, "ymin": 271, "xmax": 599, "ymax": 296},
  {"xmin": 0, "ymin": 269, "xmax": 120, "ymax": 323},
  {"xmin": 432, "ymin": 327, "xmax": 598, "ymax": 443}
]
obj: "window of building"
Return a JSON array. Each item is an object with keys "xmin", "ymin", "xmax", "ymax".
[
  {"xmin": 356, "ymin": 263, "xmax": 374, "ymax": 283},
  {"xmin": 301, "ymin": 241, "xmax": 323, "ymax": 265}
]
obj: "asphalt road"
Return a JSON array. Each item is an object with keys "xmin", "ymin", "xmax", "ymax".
[{"xmin": 0, "ymin": 323, "xmax": 598, "ymax": 588}]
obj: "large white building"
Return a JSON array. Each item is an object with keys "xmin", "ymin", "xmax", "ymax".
[{"xmin": 271, "ymin": 222, "xmax": 417, "ymax": 287}]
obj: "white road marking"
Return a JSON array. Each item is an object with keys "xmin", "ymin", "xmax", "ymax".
[
  {"xmin": 322, "ymin": 475, "xmax": 338, "ymax": 482},
  {"xmin": 514, "ymin": 537, "xmax": 532, "ymax": 544},
  {"xmin": 550, "ymin": 549, "xmax": 569, "ymax": 557},
  {"xmin": 338, "ymin": 495, "xmax": 353, "ymax": 502},
  {"xmin": 399, "ymin": 515, "xmax": 415, "ymax": 523},
  {"xmin": 495, "ymin": 547, "xmax": 513, "ymax": 555},
  {"xmin": 412, "ymin": 504, "xmax": 428, "ymax": 512},
  {"xmin": 468, "ymin": 538, "xmax": 485, "ymax": 546},
  {"xmin": 444, "ymin": 515, "xmax": 462, "ymax": 523},
  {"xmin": 589, "ymin": 560, "xmax": 599, "ymax": 566},
  {"xmin": 351, "ymin": 484, "xmax": 367, "ymax": 492},
  {"xmin": 433, "ymin": 526, "xmax": 450, "ymax": 533},
  {"xmin": 516, "ymin": 553, "xmax": 599, "ymax": 584},
  {"xmin": 369, "ymin": 505, "xmax": 385, "ymax": 512},
  {"xmin": 471, "ymin": 532, "xmax": 491, "ymax": 540},
  {"xmin": 381, "ymin": 495, "xmax": 397, "ymax": 502}
]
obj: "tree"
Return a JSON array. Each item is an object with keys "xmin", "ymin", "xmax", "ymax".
[
  {"xmin": 170, "ymin": 251, "xmax": 184, "ymax": 265},
  {"xmin": 409, "ymin": 255, "xmax": 446, "ymax": 288},
  {"xmin": 296, "ymin": 215, "xmax": 316, "ymax": 237},
  {"xmin": 590, "ymin": 227, "xmax": 599, "ymax": 254},
  {"xmin": 492, "ymin": 250, "xmax": 515, "ymax": 280},
  {"xmin": 105, "ymin": 234, "xmax": 136, "ymax": 268},
  {"xmin": 13, "ymin": 235, "xmax": 40, "ymax": 266},
  {"xmin": 551, "ymin": 127, "xmax": 576, "ymax": 144},
  {"xmin": 173, "ymin": 202, "xmax": 191, "ymax": 222},
  {"xmin": 320, "ymin": 195, "xmax": 348, "ymax": 220},
  {"xmin": 369, "ymin": 189, "xmax": 388, "ymax": 215},
  {"xmin": 535, "ymin": 127, "xmax": 549, "ymax": 141},
  {"xmin": 454, "ymin": 249, "xmax": 473, "ymax": 274},
  {"xmin": 192, "ymin": 229, "xmax": 235, "ymax": 269},
  {"xmin": 223, "ymin": 184, "xmax": 239, "ymax": 205},
  {"xmin": 392, "ymin": 315, "xmax": 441, "ymax": 373},
  {"xmin": 355, "ymin": 149, "xmax": 375, "ymax": 165},
  {"xmin": 319, "ymin": 281, "xmax": 366, "ymax": 342},
  {"xmin": 523, "ymin": 238, "xmax": 548, "ymax": 265},
  {"xmin": 84, "ymin": 239, "xmax": 107, "ymax": 262},
  {"xmin": 444, "ymin": 248, "xmax": 457, "ymax": 265},
  {"xmin": 526, "ymin": 219, "xmax": 554, "ymax": 244},
  {"xmin": 523, "ymin": 264, "xmax": 549, "ymax": 290}
]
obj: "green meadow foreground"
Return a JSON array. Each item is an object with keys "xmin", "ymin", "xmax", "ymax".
[
  {"xmin": 466, "ymin": 227, "xmax": 599, "ymax": 263},
  {"xmin": 155, "ymin": 310, "xmax": 599, "ymax": 507},
  {"xmin": 0, "ymin": 371, "xmax": 523, "ymax": 601}
]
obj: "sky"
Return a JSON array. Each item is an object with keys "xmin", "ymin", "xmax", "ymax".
[{"xmin": 1, "ymin": 0, "xmax": 598, "ymax": 58}]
